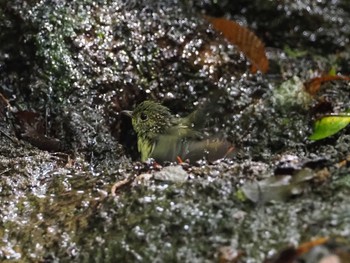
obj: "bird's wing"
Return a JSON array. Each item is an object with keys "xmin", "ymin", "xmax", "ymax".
[
  {"xmin": 165, "ymin": 123, "xmax": 203, "ymax": 139},
  {"xmin": 183, "ymin": 138, "xmax": 234, "ymax": 163},
  {"xmin": 150, "ymin": 135, "xmax": 234, "ymax": 164}
]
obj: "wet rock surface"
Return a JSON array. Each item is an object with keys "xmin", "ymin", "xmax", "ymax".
[{"xmin": 0, "ymin": 0, "xmax": 350, "ymax": 262}]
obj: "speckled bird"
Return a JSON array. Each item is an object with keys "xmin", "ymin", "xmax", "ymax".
[{"xmin": 122, "ymin": 100, "xmax": 234, "ymax": 163}]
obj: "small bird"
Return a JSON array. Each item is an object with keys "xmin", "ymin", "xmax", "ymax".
[{"xmin": 122, "ymin": 100, "xmax": 234, "ymax": 164}]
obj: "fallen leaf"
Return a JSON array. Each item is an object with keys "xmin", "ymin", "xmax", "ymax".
[
  {"xmin": 296, "ymin": 237, "xmax": 329, "ymax": 255},
  {"xmin": 241, "ymin": 168, "xmax": 316, "ymax": 203},
  {"xmin": 304, "ymin": 75, "xmax": 350, "ymax": 95},
  {"xmin": 205, "ymin": 16, "xmax": 269, "ymax": 73},
  {"xmin": 264, "ymin": 237, "xmax": 329, "ymax": 263},
  {"xmin": 309, "ymin": 113, "xmax": 350, "ymax": 141},
  {"xmin": 14, "ymin": 111, "xmax": 63, "ymax": 151}
]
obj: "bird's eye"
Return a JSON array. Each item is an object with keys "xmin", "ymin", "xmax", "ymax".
[{"xmin": 140, "ymin": 112, "xmax": 148, "ymax": 121}]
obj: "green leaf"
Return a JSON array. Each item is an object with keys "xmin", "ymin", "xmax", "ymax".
[
  {"xmin": 283, "ymin": 45, "xmax": 308, "ymax": 58},
  {"xmin": 309, "ymin": 113, "xmax": 350, "ymax": 140},
  {"xmin": 328, "ymin": 66, "xmax": 337, "ymax": 76},
  {"xmin": 235, "ymin": 189, "xmax": 247, "ymax": 202}
]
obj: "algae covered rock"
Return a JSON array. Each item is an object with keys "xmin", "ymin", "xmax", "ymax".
[{"xmin": 1, "ymin": 0, "xmax": 350, "ymax": 262}]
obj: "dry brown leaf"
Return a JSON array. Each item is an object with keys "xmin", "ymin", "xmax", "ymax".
[
  {"xmin": 14, "ymin": 111, "xmax": 62, "ymax": 151},
  {"xmin": 296, "ymin": 237, "xmax": 329, "ymax": 255},
  {"xmin": 304, "ymin": 75, "xmax": 350, "ymax": 95},
  {"xmin": 205, "ymin": 16, "xmax": 269, "ymax": 73},
  {"xmin": 264, "ymin": 237, "xmax": 329, "ymax": 263}
]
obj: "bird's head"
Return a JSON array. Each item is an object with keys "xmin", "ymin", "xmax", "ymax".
[{"xmin": 122, "ymin": 101, "xmax": 173, "ymax": 139}]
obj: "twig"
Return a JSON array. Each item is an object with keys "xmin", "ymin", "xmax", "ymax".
[
  {"xmin": 0, "ymin": 168, "xmax": 12, "ymax": 176},
  {"xmin": 0, "ymin": 128, "xmax": 18, "ymax": 143},
  {"xmin": 111, "ymin": 177, "xmax": 134, "ymax": 196}
]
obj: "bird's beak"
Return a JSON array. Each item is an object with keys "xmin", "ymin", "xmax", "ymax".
[{"xmin": 121, "ymin": 110, "xmax": 133, "ymax": 117}]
